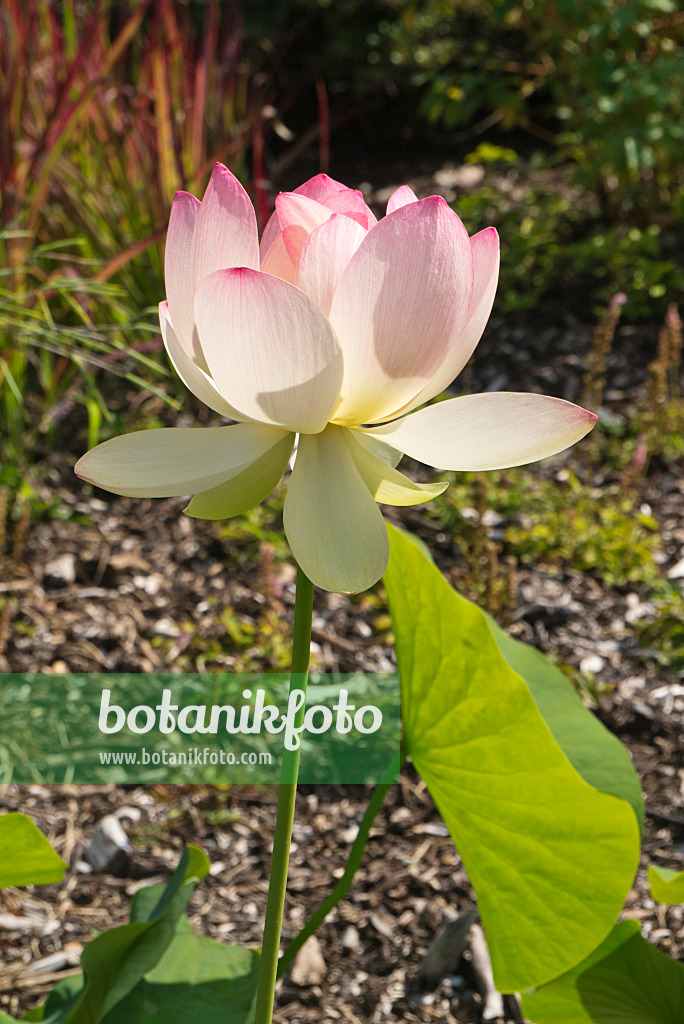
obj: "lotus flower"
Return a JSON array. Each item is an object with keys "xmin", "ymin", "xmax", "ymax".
[{"xmin": 76, "ymin": 165, "xmax": 597, "ymax": 593}]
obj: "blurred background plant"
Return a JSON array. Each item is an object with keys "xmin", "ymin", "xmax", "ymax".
[
  {"xmin": 0, "ymin": 0, "xmax": 338, "ymax": 467},
  {"xmin": 3, "ymin": 0, "xmax": 683, "ymax": 464},
  {"xmin": 252, "ymin": 0, "xmax": 684, "ymax": 314},
  {"xmin": 377, "ymin": 0, "xmax": 684, "ymax": 222}
]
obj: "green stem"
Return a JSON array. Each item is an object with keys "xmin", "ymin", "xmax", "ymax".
[
  {"xmin": 277, "ymin": 779, "xmax": 393, "ymax": 978},
  {"xmin": 252, "ymin": 564, "xmax": 314, "ymax": 1024}
]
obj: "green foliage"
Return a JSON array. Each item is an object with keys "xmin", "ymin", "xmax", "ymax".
[
  {"xmin": 254, "ymin": 0, "xmax": 684, "ymax": 318},
  {"xmin": 522, "ymin": 919, "xmax": 684, "ymax": 1023},
  {"xmin": 636, "ymin": 585, "xmax": 684, "ymax": 671},
  {"xmin": 0, "ymin": 813, "xmax": 67, "ymax": 887},
  {"xmin": 567, "ymin": 224, "xmax": 681, "ymax": 315},
  {"xmin": 649, "ymin": 865, "xmax": 684, "ymax": 904},
  {"xmin": 340, "ymin": 0, "xmax": 684, "ymax": 221},
  {"xmin": 0, "ymin": 0, "xmax": 328, "ymax": 462},
  {"xmin": 453, "ymin": 169, "xmax": 683, "ymax": 318},
  {"xmin": 638, "ymin": 401, "xmax": 684, "ymax": 465},
  {"xmin": 31, "ymin": 845, "xmax": 212, "ymax": 1023},
  {"xmin": 0, "ymin": 235, "xmax": 176, "ymax": 464},
  {"xmin": 465, "ymin": 142, "xmax": 518, "ymax": 165},
  {"xmin": 101, "ymin": 918, "xmax": 259, "ymax": 1024},
  {"xmin": 237, "ymin": 0, "xmax": 684, "ymax": 227},
  {"xmin": 20, "ymin": 844, "xmax": 260, "ymax": 1024},
  {"xmin": 429, "ymin": 467, "xmax": 660, "ymax": 591},
  {"xmin": 502, "ymin": 475, "xmax": 660, "ymax": 586},
  {"xmin": 384, "ymin": 524, "xmax": 640, "ymax": 993},
  {"xmin": 455, "ymin": 170, "xmax": 574, "ymax": 314},
  {"xmin": 488, "ymin": 615, "xmax": 644, "ymax": 830},
  {"xmin": 217, "ymin": 493, "xmax": 289, "ymax": 568}
]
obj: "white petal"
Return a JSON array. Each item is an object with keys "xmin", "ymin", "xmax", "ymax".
[
  {"xmin": 184, "ymin": 433, "xmax": 294, "ymax": 519},
  {"xmin": 346, "ymin": 430, "xmax": 447, "ymax": 506},
  {"xmin": 195, "ymin": 268, "xmax": 343, "ymax": 433},
  {"xmin": 363, "ymin": 393, "xmax": 598, "ymax": 471},
  {"xmin": 159, "ymin": 302, "xmax": 247, "ymax": 420},
  {"xmin": 296, "ymin": 214, "xmax": 366, "ymax": 315},
  {"xmin": 283, "ymin": 426, "xmax": 389, "ymax": 594},
  {"xmin": 75, "ymin": 423, "xmax": 290, "ymax": 497},
  {"xmin": 165, "ymin": 191, "xmax": 200, "ymax": 359},
  {"xmin": 190, "ymin": 164, "xmax": 259, "ymax": 296},
  {"xmin": 350, "ymin": 430, "xmax": 403, "ymax": 470},
  {"xmin": 404, "ymin": 227, "xmax": 500, "ymax": 413},
  {"xmin": 329, "ymin": 196, "xmax": 474, "ymax": 425}
]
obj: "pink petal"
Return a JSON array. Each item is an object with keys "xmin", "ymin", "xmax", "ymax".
[
  {"xmin": 260, "ymin": 231, "xmax": 296, "ymax": 284},
  {"xmin": 400, "ymin": 226, "xmax": 500, "ymax": 415},
  {"xmin": 296, "ymin": 214, "xmax": 366, "ymax": 315},
  {"xmin": 195, "ymin": 268, "xmax": 343, "ymax": 433},
  {"xmin": 274, "ymin": 192, "xmax": 333, "ymax": 266},
  {"xmin": 321, "ymin": 188, "xmax": 377, "ymax": 229},
  {"xmin": 159, "ymin": 302, "xmax": 246, "ymax": 420},
  {"xmin": 363, "ymin": 393, "xmax": 598, "ymax": 470},
  {"xmin": 190, "ymin": 163, "xmax": 259, "ymax": 297},
  {"xmin": 260, "ymin": 187, "xmax": 373, "ymax": 277},
  {"xmin": 329, "ymin": 196, "xmax": 474, "ymax": 426},
  {"xmin": 259, "ymin": 173, "xmax": 351, "ymax": 262},
  {"xmin": 387, "ymin": 185, "xmax": 419, "ymax": 215},
  {"xmin": 259, "ymin": 209, "xmax": 281, "ymax": 264},
  {"xmin": 295, "ymin": 172, "xmax": 350, "ymax": 202},
  {"xmin": 165, "ymin": 190, "xmax": 200, "ymax": 360}
]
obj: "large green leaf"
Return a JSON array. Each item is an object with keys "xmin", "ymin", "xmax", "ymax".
[
  {"xmin": 30, "ymin": 876, "xmax": 259, "ymax": 1024},
  {"xmin": 0, "ymin": 813, "xmax": 67, "ymax": 887},
  {"xmin": 385, "ymin": 527, "xmax": 643, "ymax": 825},
  {"xmin": 488, "ymin": 622, "xmax": 644, "ymax": 829},
  {"xmin": 523, "ymin": 920, "xmax": 684, "ymax": 1023},
  {"xmin": 102, "ymin": 918, "xmax": 259, "ymax": 1024},
  {"xmin": 37, "ymin": 845, "xmax": 210, "ymax": 1024},
  {"xmin": 649, "ymin": 865, "xmax": 684, "ymax": 904},
  {"xmin": 22, "ymin": 850, "xmax": 258, "ymax": 1024},
  {"xmin": 384, "ymin": 524, "xmax": 640, "ymax": 992}
]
